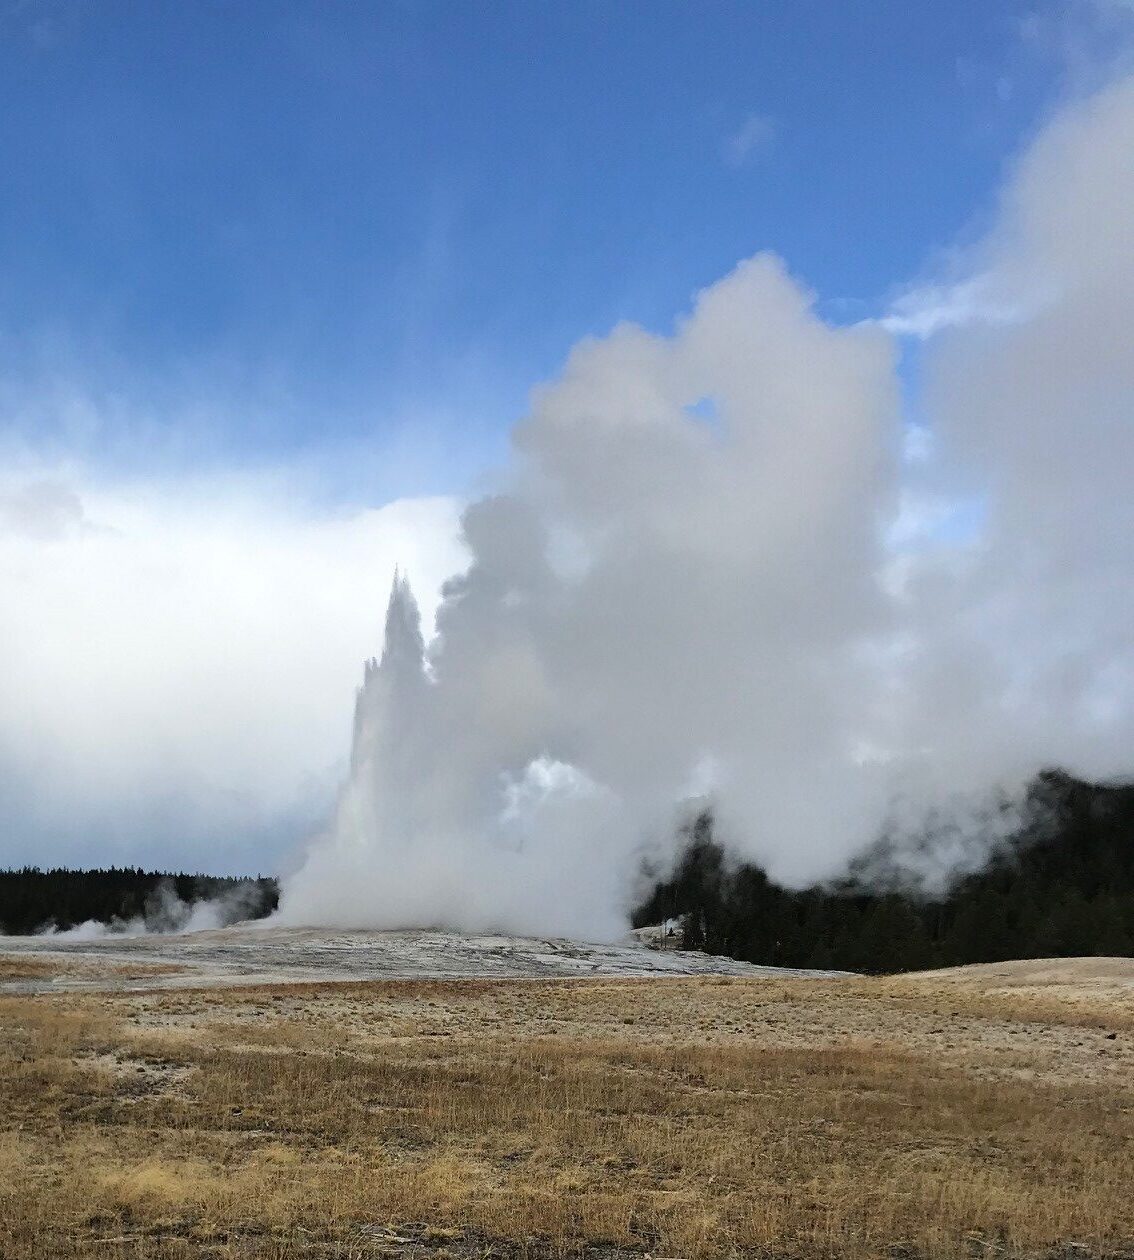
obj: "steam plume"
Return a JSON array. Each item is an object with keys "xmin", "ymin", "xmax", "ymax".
[
  {"xmin": 277, "ymin": 74, "xmax": 1134, "ymax": 938},
  {"xmin": 40, "ymin": 879, "xmax": 268, "ymax": 940}
]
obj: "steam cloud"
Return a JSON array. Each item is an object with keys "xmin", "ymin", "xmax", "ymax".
[
  {"xmin": 276, "ymin": 76, "xmax": 1134, "ymax": 940},
  {"xmin": 40, "ymin": 880, "xmax": 268, "ymax": 940}
]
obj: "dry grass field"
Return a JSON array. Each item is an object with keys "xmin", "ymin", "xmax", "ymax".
[{"xmin": 1, "ymin": 954, "xmax": 1133, "ymax": 1260}]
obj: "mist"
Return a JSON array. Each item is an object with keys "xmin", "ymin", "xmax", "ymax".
[
  {"xmin": 274, "ymin": 74, "xmax": 1134, "ymax": 940},
  {"xmin": 38, "ymin": 879, "xmax": 268, "ymax": 941}
]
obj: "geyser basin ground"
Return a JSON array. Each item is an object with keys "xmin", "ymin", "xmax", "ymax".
[
  {"xmin": 1, "ymin": 953, "xmax": 1132, "ymax": 1259},
  {"xmin": 0, "ymin": 922, "xmax": 844, "ymax": 992}
]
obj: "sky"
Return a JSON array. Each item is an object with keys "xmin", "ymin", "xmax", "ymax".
[
  {"xmin": 0, "ymin": 0, "xmax": 1102, "ymax": 488},
  {"xmin": 1, "ymin": 0, "xmax": 1132, "ymax": 881}
]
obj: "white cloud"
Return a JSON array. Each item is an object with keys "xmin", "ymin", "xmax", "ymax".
[
  {"xmin": 0, "ymin": 465, "xmax": 465, "ymax": 872},
  {"xmin": 722, "ymin": 113, "xmax": 776, "ymax": 167},
  {"xmin": 879, "ymin": 274, "xmax": 1034, "ymax": 339}
]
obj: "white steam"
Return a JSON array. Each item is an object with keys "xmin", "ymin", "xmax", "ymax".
[
  {"xmin": 278, "ymin": 74, "xmax": 1134, "ymax": 939},
  {"xmin": 37, "ymin": 879, "xmax": 267, "ymax": 940}
]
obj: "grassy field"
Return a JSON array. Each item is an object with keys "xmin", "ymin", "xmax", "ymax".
[{"xmin": 1, "ymin": 958, "xmax": 1132, "ymax": 1259}]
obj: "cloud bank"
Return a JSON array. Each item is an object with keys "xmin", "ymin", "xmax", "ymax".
[{"xmin": 0, "ymin": 468, "xmax": 464, "ymax": 873}]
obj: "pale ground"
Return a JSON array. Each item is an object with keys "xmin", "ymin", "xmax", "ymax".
[
  {"xmin": 1, "ymin": 932, "xmax": 1132, "ymax": 1259},
  {"xmin": 0, "ymin": 923, "xmax": 845, "ymax": 991}
]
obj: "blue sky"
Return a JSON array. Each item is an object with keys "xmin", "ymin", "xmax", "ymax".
[{"xmin": 0, "ymin": 0, "xmax": 1087, "ymax": 500}]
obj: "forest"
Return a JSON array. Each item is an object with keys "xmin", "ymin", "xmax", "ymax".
[
  {"xmin": 1, "ymin": 770, "xmax": 1131, "ymax": 971},
  {"xmin": 0, "ymin": 867, "xmax": 278, "ymax": 936},
  {"xmin": 634, "ymin": 770, "xmax": 1134, "ymax": 972}
]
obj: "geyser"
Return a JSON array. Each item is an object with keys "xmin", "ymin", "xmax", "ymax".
[
  {"xmin": 276, "ymin": 73, "xmax": 1134, "ymax": 939},
  {"xmin": 276, "ymin": 567, "xmax": 632, "ymax": 939}
]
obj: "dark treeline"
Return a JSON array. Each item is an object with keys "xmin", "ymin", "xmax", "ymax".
[
  {"xmin": 0, "ymin": 867, "xmax": 279, "ymax": 935},
  {"xmin": 634, "ymin": 770, "xmax": 1134, "ymax": 972}
]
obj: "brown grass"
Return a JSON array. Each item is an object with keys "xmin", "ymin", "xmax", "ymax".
[
  {"xmin": 1, "ymin": 972, "xmax": 1132, "ymax": 1259},
  {"xmin": 0, "ymin": 955, "xmax": 187, "ymax": 983},
  {"xmin": 0, "ymin": 956, "xmax": 61, "ymax": 980}
]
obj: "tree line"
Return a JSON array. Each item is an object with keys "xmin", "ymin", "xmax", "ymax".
[
  {"xmin": 0, "ymin": 867, "xmax": 278, "ymax": 935},
  {"xmin": 633, "ymin": 770, "xmax": 1134, "ymax": 972},
  {"xmin": 3, "ymin": 769, "xmax": 1131, "ymax": 968}
]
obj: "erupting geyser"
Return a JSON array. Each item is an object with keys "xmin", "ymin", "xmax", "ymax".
[
  {"xmin": 275, "ymin": 76, "xmax": 1134, "ymax": 939},
  {"xmin": 275, "ymin": 566, "xmax": 633, "ymax": 940}
]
